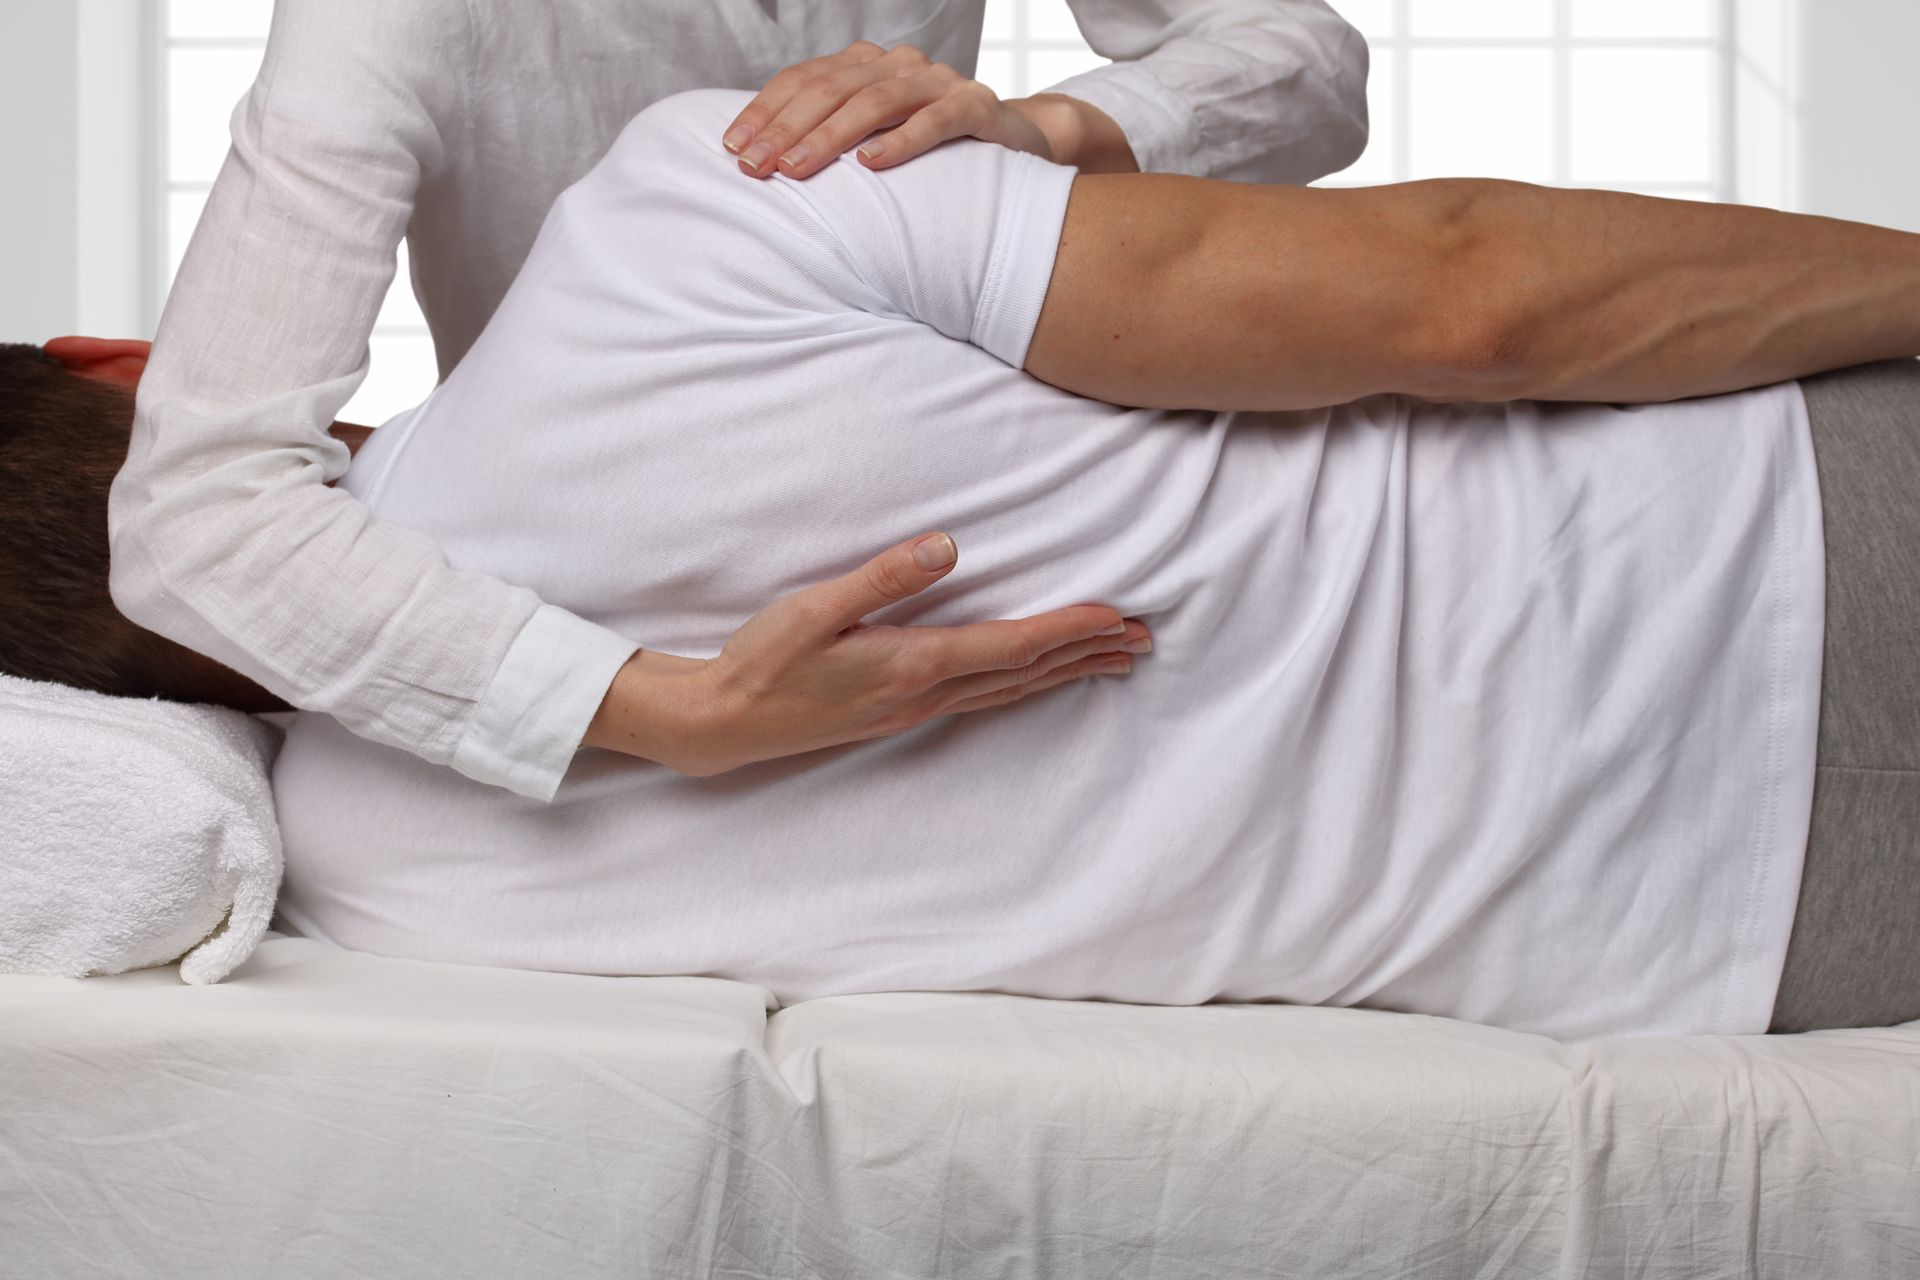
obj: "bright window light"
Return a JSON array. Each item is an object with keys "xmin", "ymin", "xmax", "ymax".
[{"xmin": 1320, "ymin": 0, "xmax": 1731, "ymax": 198}]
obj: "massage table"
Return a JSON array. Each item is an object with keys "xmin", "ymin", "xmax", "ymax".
[{"xmin": 3, "ymin": 930, "xmax": 1917, "ymax": 1277}]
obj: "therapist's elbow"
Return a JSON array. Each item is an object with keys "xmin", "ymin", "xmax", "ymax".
[
  {"xmin": 105, "ymin": 505, "xmax": 175, "ymax": 639},
  {"xmin": 1299, "ymin": 103, "xmax": 1368, "ymax": 184},
  {"xmin": 1324, "ymin": 52, "xmax": 1372, "ymax": 176},
  {"xmin": 103, "ymin": 467, "xmax": 215, "ymax": 646},
  {"xmin": 1300, "ymin": 17, "xmax": 1372, "ymax": 179}
]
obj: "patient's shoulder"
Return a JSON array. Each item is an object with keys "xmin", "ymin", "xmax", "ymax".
[{"xmin": 607, "ymin": 89, "xmax": 759, "ymax": 169}]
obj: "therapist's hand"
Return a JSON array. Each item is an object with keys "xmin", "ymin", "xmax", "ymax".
[
  {"xmin": 722, "ymin": 42, "xmax": 1060, "ymax": 180},
  {"xmin": 581, "ymin": 531, "xmax": 1149, "ymax": 777}
]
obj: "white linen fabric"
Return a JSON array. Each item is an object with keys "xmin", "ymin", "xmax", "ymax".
[
  {"xmin": 107, "ymin": 0, "xmax": 1369, "ymax": 804},
  {"xmin": 4, "ymin": 935, "xmax": 1916, "ymax": 1279},
  {"xmin": 269, "ymin": 91, "xmax": 1823, "ymax": 1041},
  {"xmin": 0, "ymin": 672, "xmax": 283, "ymax": 985}
]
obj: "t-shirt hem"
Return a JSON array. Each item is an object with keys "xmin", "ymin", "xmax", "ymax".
[
  {"xmin": 971, "ymin": 156, "xmax": 1078, "ymax": 370},
  {"xmin": 1722, "ymin": 380, "xmax": 1824, "ymax": 1036}
]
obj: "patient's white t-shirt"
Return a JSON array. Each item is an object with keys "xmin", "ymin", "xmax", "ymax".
[{"xmin": 270, "ymin": 89, "xmax": 1823, "ymax": 1042}]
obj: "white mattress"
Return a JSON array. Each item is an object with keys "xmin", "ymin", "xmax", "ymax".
[{"xmin": 4, "ymin": 932, "xmax": 1917, "ymax": 1278}]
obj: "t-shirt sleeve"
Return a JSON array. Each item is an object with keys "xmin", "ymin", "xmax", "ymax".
[{"xmin": 609, "ymin": 89, "xmax": 1080, "ymax": 370}]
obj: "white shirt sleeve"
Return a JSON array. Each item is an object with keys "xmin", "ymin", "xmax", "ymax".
[
  {"xmin": 107, "ymin": 0, "xmax": 639, "ymax": 804},
  {"xmin": 607, "ymin": 91, "xmax": 1080, "ymax": 373},
  {"xmin": 790, "ymin": 141, "xmax": 1080, "ymax": 371},
  {"xmin": 1042, "ymin": 0, "xmax": 1371, "ymax": 183}
]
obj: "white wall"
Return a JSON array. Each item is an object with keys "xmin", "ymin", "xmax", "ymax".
[
  {"xmin": 0, "ymin": 5, "xmax": 80, "ymax": 342},
  {"xmin": 1734, "ymin": 0, "xmax": 1920, "ymax": 231},
  {"xmin": 75, "ymin": 0, "xmax": 150, "ymax": 338},
  {"xmin": 1793, "ymin": 0, "xmax": 1920, "ymax": 232},
  {"xmin": 0, "ymin": 0, "xmax": 148, "ymax": 344}
]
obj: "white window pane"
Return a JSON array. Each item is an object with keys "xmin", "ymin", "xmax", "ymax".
[
  {"xmin": 1570, "ymin": 0, "xmax": 1715, "ymax": 40},
  {"xmin": 1332, "ymin": 0, "xmax": 1396, "ymax": 40},
  {"xmin": 168, "ymin": 0, "xmax": 274, "ymax": 39},
  {"xmin": 342, "ymin": 334, "xmax": 439, "ymax": 426},
  {"xmin": 1322, "ymin": 46, "xmax": 1397, "ymax": 183},
  {"xmin": 974, "ymin": 49, "xmax": 1018, "ymax": 99},
  {"xmin": 1027, "ymin": 3, "xmax": 1086, "ymax": 42},
  {"xmin": 1569, "ymin": 49, "xmax": 1715, "ymax": 184},
  {"xmin": 1408, "ymin": 0, "xmax": 1553, "ymax": 40},
  {"xmin": 1026, "ymin": 47, "xmax": 1110, "ymax": 91},
  {"xmin": 165, "ymin": 189, "xmax": 211, "ymax": 291},
  {"xmin": 167, "ymin": 47, "xmax": 263, "ymax": 183},
  {"xmin": 981, "ymin": 0, "xmax": 1017, "ymax": 42},
  {"xmin": 376, "ymin": 242, "xmax": 428, "ymax": 331},
  {"xmin": 1407, "ymin": 49, "xmax": 1554, "ymax": 181}
]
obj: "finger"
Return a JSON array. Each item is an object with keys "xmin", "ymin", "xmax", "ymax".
[
  {"xmin": 854, "ymin": 74, "xmax": 998, "ymax": 169},
  {"xmin": 931, "ymin": 622, "xmax": 1149, "ymax": 706},
  {"xmin": 797, "ymin": 531, "xmax": 962, "ymax": 638},
  {"xmin": 941, "ymin": 652, "xmax": 1133, "ymax": 717},
  {"xmin": 44, "ymin": 336, "xmax": 153, "ymax": 388},
  {"xmin": 722, "ymin": 41, "xmax": 887, "ymax": 157},
  {"xmin": 738, "ymin": 58, "xmax": 903, "ymax": 177},
  {"xmin": 774, "ymin": 77, "xmax": 941, "ymax": 179},
  {"xmin": 43, "ymin": 336, "xmax": 151, "ymax": 363},
  {"xmin": 905, "ymin": 601, "xmax": 1130, "ymax": 681}
]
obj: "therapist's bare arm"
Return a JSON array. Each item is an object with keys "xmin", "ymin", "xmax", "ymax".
[{"xmin": 1027, "ymin": 174, "xmax": 1920, "ymax": 410}]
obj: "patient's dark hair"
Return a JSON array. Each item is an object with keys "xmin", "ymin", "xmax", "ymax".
[{"xmin": 0, "ymin": 343, "xmax": 184, "ymax": 699}]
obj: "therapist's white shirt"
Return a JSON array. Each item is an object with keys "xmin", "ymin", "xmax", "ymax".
[
  {"xmin": 108, "ymin": 0, "xmax": 1369, "ymax": 802},
  {"xmin": 270, "ymin": 91, "xmax": 1822, "ymax": 1042}
]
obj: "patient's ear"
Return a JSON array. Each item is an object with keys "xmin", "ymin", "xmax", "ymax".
[{"xmin": 43, "ymin": 336, "xmax": 151, "ymax": 390}]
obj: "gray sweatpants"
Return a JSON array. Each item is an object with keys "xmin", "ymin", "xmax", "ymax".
[{"xmin": 1768, "ymin": 358, "xmax": 1920, "ymax": 1033}]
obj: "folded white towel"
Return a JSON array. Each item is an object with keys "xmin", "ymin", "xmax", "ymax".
[{"xmin": 0, "ymin": 671, "xmax": 284, "ymax": 984}]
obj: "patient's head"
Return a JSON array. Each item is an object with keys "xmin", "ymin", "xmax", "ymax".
[{"xmin": 0, "ymin": 339, "xmax": 291, "ymax": 713}]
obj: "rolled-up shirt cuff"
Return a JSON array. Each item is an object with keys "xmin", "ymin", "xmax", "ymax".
[
  {"xmin": 448, "ymin": 603, "xmax": 641, "ymax": 803},
  {"xmin": 1039, "ymin": 63, "xmax": 1205, "ymax": 178}
]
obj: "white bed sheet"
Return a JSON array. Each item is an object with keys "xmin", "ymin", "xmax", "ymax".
[{"xmin": 4, "ymin": 932, "xmax": 1917, "ymax": 1278}]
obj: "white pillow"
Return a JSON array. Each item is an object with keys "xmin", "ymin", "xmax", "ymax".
[{"xmin": 0, "ymin": 671, "xmax": 285, "ymax": 984}]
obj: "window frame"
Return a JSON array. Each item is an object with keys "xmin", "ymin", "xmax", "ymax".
[{"xmin": 1325, "ymin": 0, "xmax": 1740, "ymax": 197}]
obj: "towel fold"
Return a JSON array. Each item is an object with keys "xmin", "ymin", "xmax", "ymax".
[{"xmin": 0, "ymin": 672, "xmax": 285, "ymax": 984}]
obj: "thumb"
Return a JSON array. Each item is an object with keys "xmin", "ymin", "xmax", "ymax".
[{"xmin": 806, "ymin": 532, "xmax": 958, "ymax": 636}]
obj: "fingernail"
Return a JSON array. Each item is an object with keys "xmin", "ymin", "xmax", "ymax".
[
  {"xmin": 723, "ymin": 127, "xmax": 752, "ymax": 153},
  {"xmin": 856, "ymin": 141, "xmax": 885, "ymax": 164},
  {"xmin": 778, "ymin": 144, "xmax": 810, "ymax": 171},
  {"xmin": 1097, "ymin": 622, "xmax": 1127, "ymax": 636},
  {"xmin": 1103, "ymin": 657, "xmax": 1133, "ymax": 673},
  {"xmin": 740, "ymin": 142, "xmax": 773, "ymax": 172},
  {"xmin": 1120, "ymin": 638, "xmax": 1152, "ymax": 654},
  {"xmin": 912, "ymin": 533, "xmax": 957, "ymax": 571}
]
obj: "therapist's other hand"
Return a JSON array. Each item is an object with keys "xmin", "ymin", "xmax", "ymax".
[
  {"xmin": 581, "ymin": 532, "xmax": 1148, "ymax": 777},
  {"xmin": 723, "ymin": 42, "xmax": 1052, "ymax": 180}
]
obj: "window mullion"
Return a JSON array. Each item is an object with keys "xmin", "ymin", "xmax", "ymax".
[
  {"xmin": 1553, "ymin": 0, "xmax": 1572, "ymax": 188},
  {"xmin": 147, "ymin": 0, "xmax": 171, "ymax": 333},
  {"xmin": 1392, "ymin": 0, "xmax": 1412, "ymax": 183}
]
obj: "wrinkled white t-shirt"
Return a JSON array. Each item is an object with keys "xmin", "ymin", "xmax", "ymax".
[{"xmin": 272, "ymin": 90, "xmax": 1823, "ymax": 1042}]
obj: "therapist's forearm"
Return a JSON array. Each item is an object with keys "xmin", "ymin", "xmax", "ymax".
[{"xmin": 1006, "ymin": 93, "xmax": 1138, "ymax": 174}]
